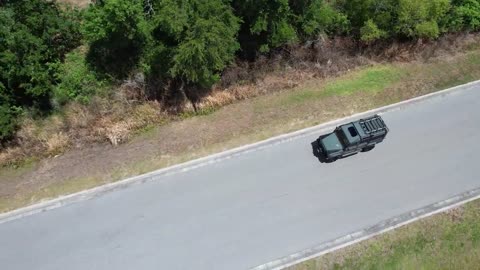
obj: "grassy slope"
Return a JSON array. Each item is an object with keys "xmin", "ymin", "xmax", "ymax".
[
  {"xmin": 288, "ymin": 200, "xmax": 480, "ymax": 270},
  {"xmin": 1, "ymin": 48, "xmax": 480, "ymax": 213}
]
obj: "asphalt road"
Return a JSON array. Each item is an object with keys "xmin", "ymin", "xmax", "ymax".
[{"xmin": 1, "ymin": 84, "xmax": 480, "ymax": 270}]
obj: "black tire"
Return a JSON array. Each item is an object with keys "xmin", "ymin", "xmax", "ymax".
[
  {"xmin": 361, "ymin": 145, "xmax": 375, "ymax": 152},
  {"xmin": 326, "ymin": 157, "xmax": 338, "ymax": 163}
]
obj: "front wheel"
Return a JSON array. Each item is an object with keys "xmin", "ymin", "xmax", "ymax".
[{"xmin": 326, "ymin": 157, "xmax": 338, "ymax": 163}]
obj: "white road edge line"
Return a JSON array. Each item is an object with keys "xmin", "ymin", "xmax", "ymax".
[
  {"xmin": 1, "ymin": 80, "xmax": 479, "ymax": 225},
  {"xmin": 250, "ymin": 188, "xmax": 480, "ymax": 270}
]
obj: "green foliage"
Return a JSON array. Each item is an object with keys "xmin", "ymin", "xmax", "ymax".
[
  {"xmin": 0, "ymin": 104, "xmax": 16, "ymax": 141},
  {"xmin": 415, "ymin": 21, "xmax": 441, "ymax": 38},
  {"xmin": 168, "ymin": 0, "xmax": 240, "ymax": 87},
  {"xmin": 448, "ymin": 0, "xmax": 480, "ymax": 31},
  {"xmin": 0, "ymin": 84, "xmax": 17, "ymax": 141},
  {"xmin": 361, "ymin": 19, "xmax": 387, "ymax": 42},
  {"xmin": 145, "ymin": 0, "xmax": 240, "ymax": 92},
  {"xmin": 339, "ymin": 0, "xmax": 451, "ymax": 40},
  {"xmin": 290, "ymin": 0, "xmax": 349, "ymax": 37},
  {"xmin": 232, "ymin": 0, "xmax": 296, "ymax": 58},
  {"xmin": 338, "ymin": 0, "xmax": 405, "ymax": 41},
  {"xmin": 54, "ymin": 50, "xmax": 107, "ymax": 106},
  {"xmin": 396, "ymin": 0, "xmax": 450, "ymax": 38},
  {"xmin": 232, "ymin": 0, "xmax": 349, "ymax": 59},
  {"xmin": 0, "ymin": 0, "xmax": 82, "ymax": 139},
  {"xmin": 0, "ymin": 0, "xmax": 82, "ymax": 106},
  {"xmin": 82, "ymin": 0, "xmax": 148, "ymax": 78}
]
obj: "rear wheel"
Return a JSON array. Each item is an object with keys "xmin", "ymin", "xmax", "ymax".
[{"xmin": 361, "ymin": 145, "xmax": 375, "ymax": 152}]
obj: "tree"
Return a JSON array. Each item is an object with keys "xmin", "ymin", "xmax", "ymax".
[
  {"xmin": 0, "ymin": 83, "xmax": 17, "ymax": 141},
  {"xmin": 448, "ymin": 0, "xmax": 480, "ymax": 31},
  {"xmin": 395, "ymin": 0, "xmax": 450, "ymax": 39},
  {"xmin": 338, "ymin": 0, "xmax": 451, "ymax": 40},
  {"xmin": 289, "ymin": 0, "xmax": 349, "ymax": 38},
  {"xmin": 361, "ymin": 19, "xmax": 387, "ymax": 43},
  {"xmin": 0, "ymin": 0, "xmax": 81, "ymax": 139},
  {"xmin": 231, "ymin": 0, "xmax": 297, "ymax": 59},
  {"xmin": 82, "ymin": 0, "xmax": 148, "ymax": 78},
  {"xmin": 0, "ymin": 0, "xmax": 82, "ymax": 107},
  {"xmin": 145, "ymin": 0, "xmax": 240, "ymax": 109}
]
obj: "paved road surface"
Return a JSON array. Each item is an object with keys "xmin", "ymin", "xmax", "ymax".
[{"xmin": 1, "ymin": 84, "xmax": 480, "ymax": 270}]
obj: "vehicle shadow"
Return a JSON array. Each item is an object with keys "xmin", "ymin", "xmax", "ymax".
[{"xmin": 311, "ymin": 140, "xmax": 334, "ymax": 164}]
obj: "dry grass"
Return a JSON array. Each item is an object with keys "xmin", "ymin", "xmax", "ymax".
[
  {"xmin": 44, "ymin": 132, "xmax": 70, "ymax": 155},
  {"xmin": 0, "ymin": 89, "xmax": 167, "ymax": 166},
  {"xmin": 93, "ymin": 102, "xmax": 166, "ymax": 145}
]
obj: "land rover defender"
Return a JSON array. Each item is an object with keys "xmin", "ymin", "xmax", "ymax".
[{"xmin": 316, "ymin": 115, "xmax": 389, "ymax": 162}]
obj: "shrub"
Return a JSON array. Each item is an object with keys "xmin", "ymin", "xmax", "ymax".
[
  {"xmin": 396, "ymin": 0, "xmax": 450, "ymax": 38},
  {"xmin": 144, "ymin": 0, "xmax": 240, "ymax": 104},
  {"xmin": 448, "ymin": 0, "xmax": 480, "ymax": 31},
  {"xmin": 232, "ymin": 0, "xmax": 297, "ymax": 59},
  {"xmin": 0, "ymin": 87, "xmax": 17, "ymax": 141},
  {"xmin": 0, "ymin": 0, "xmax": 82, "ymax": 108},
  {"xmin": 290, "ymin": 0, "xmax": 350, "ymax": 37},
  {"xmin": 361, "ymin": 19, "xmax": 387, "ymax": 43},
  {"xmin": 82, "ymin": 0, "xmax": 148, "ymax": 78},
  {"xmin": 415, "ymin": 21, "xmax": 441, "ymax": 39},
  {"xmin": 54, "ymin": 50, "xmax": 107, "ymax": 106}
]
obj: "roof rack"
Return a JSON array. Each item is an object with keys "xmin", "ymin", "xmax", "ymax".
[{"xmin": 359, "ymin": 115, "xmax": 387, "ymax": 135}]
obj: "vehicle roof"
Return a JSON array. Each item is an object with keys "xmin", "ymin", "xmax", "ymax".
[
  {"xmin": 340, "ymin": 124, "xmax": 361, "ymax": 144},
  {"xmin": 339, "ymin": 115, "xmax": 388, "ymax": 144}
]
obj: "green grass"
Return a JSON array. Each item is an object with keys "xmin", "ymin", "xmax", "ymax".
[
  {"xmin": 289, "ymin": 201, "xmax": 480, "ymax": 270},
  {"xmin": 433, "ymin": 51, "xmax": 480, "ymax": 90},
  {"xmin": 281, "ymin": 65, "xmax": 405, "ymax": 106},
  {"xmin": 179, "ymin": 106, "xmax": 218, "ymax": 119},
  {"xmin": 0, "ymin": 157, "xmax": 37, "ymax": 175},
  {"xmin": 0, "ymin": 176, "xmax": 102, "ymax": 213},
  {"xmin": 323, "ymin": 66, "xmax": 404, "ymax": 96}
]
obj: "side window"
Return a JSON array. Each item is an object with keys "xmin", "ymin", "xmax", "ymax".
[
  {"xmin": 348, "ymin": 127, "xmax": 358, "ymax": 137},
  {"xmin": 347, "ymin": 126, "xmax": 359, "ymax": 148}
]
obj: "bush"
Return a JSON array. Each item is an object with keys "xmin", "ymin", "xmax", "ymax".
[
  {"xmin": 143, "ymin": 0, "xmax": 240, "ymax": 105},
  {"xmin": 0, "ymin": 86, "xmax": 17, "ymax": 141},
  {"xmin": 448, "ymin": 0, "xmax": 480, "ymax": 31},
  {"xmin": 231, "ymin": 0, "xmax": 297, "ymax": 59},
  {"xmin": 337, "ymin": 0, "xmax": 378, "ymax": 34},
  {"xmin": 82, "ymin": 0, "xmax": 148, "ymax": 78},
  {"xmin": 0, "ymin": 104, "xmax": 16, "ymax": 141},
  {"xmin": 396, "ymin": 0, "xmax": 450, "ymax": 38},
  {"xmin": 361, "ymin": 19, "xmax": 387, "ymax": 43},
  {"xmin": 290, "ymin": 0, "xmax": 350, "ymax": 37},
  {"xmin": 0, "ymin": 0, "xmax": 82, "ymax": 108},
  {"xmin": 338, "ymin": 0, "xmax": 451, "ymax": 40},
  {"xmin": 54, "ymin": 50, "xmax": 107, "ymax": 106},
  {"xmin": 415, "ymin": 21, "xmax": 441, "ymax": 38}
]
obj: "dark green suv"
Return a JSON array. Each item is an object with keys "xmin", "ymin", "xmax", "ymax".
[{"xmin": 316, "ymin": 115, "xmax": 389, "ymax": 162}]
